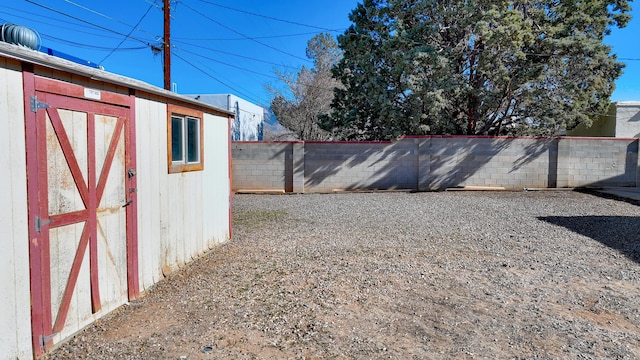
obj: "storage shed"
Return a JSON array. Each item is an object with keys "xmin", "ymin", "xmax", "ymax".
[{"xmin": 0, "ymin": 41, "xmax": 233, "ymax": 359}]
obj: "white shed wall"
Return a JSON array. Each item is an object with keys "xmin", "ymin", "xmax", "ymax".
[
  {"xmin": 202, "ymin": 114, "xmax": 232, "ymax": 246},
  {"xmin": 134, "ymin": 97, "xmax": 166, "ymax": 290},
  {"xmin": 135, "ymin": 98, "xmax": 231, "ymax": 292},
  {"xmin": 0, "ymin": 59, "xmax": 33, "ymax": 359}
]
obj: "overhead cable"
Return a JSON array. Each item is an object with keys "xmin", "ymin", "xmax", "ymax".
[
  {"xmin": 174, "ymin": 30, "xmax": 337, "ymax": 41},
  {"xmin": 194, "ymin": 0, "xmax": 343, "ymax": 32},
  {"xmin": 99, "ymin": 2, "xmax": 155, "ymax": 64},
  {"xmin": 173, "ymin": 51, "xmax": 261, "ymax": 103},
  {"xmin": 176, "ymin": 47, "xmax": 282, "ymax": 80},
  {"xmin": 41, "ymin": 33, "xmax": 148, "ymax": 51},
  {"xmin": 0, "ymin": 9, "xmax": 133, "ymax": 41},
  {"xmin": 1, "ymin": 6, "xmax": 123, "ymax": 35},
  {"xmin": 179, "ymin": 2, "xmax": 311, "ymax": 63},
  {"xmin": 25, "ymin": 0, "xmax": 152, "ymax": 46},
  {"xmin": 62, "ymin": 0, "xmax": 160, "ymax": 41},
  {"xmin": 172, "ymin": 39, "xmax": 301, "ymax": 70}
]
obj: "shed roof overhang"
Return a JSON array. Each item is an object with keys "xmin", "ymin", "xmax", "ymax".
[{"xmin": 0, "ymin": 41, "xmax": 234, "ymax": 117}]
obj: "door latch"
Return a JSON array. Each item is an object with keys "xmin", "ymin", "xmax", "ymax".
[
  {"xmin": 122, "ymin": 200, "xmax": 133, "ymax": 208},
  {"xmin": 127, "ymin": 168, "xmax": 136, "ymax": 179}
]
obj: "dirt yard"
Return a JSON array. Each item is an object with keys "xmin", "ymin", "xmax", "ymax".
[{"xmin": 47, "ymin": 191, "xmax": 640, "ymax": 359}]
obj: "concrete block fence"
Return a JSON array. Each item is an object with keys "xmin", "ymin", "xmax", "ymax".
[{"xmin": 231, "ymin": 137, "xmax": 640, "ymax": 193}]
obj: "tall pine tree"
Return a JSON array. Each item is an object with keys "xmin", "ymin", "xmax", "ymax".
[{"xmin": 321, "ymin": 0, "xmax": 632, "ymax": 140}]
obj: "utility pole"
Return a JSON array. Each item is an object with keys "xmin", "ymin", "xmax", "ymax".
[{"xmin": 163, "ymin": 0, "xmax": 171, "ymax": 91}]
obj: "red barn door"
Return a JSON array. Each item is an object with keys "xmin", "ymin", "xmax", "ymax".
[{"xmin": 24, "ymin": 75, "xmax": 139, "ymax": 357}]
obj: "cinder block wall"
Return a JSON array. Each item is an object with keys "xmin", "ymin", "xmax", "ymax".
[
  {"xmin": 231, "ymin": 142, "xmax": 295, "ymax": 191},
  {"xmin": 231, "ymin": 137, "xmax": 639, "ymax": 192},
  {"xmin": 304, "ymin": 141, "xmax": 418, "ymax": 192},
  {"xmin": 557, "ymin": 138, "xmax": 638, "ymax": 187},
  {"xmin": 428, "ymin": 137, "xmax": 558, "ymax": 190}
]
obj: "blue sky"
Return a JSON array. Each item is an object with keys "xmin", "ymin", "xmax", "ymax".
[{"xmin": 2, "ymin": 1, "xmax": 638, "ymax": 107}]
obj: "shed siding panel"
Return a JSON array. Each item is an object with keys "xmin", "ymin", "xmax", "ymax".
[
  {"xmin": 135, "ymin": 100, "xmax": 230, "ymax": 282},
  {"xmin": 135, "ymin": 98, "xmax": 165, "ymax": 290},
  {"xmin": 203, "ymin": 114, "xmax": 232, "ymax": 247},
  {"xmin": 164, "ymin": 174, "xmax": 183, "ymax": 271},
  {"xmin": 189, "ymin": 173, "xmax": 205, "ymax": 259},
  {"xmin": 0, "ymin": 58, "xmax": 33, "ymax": 359},
  {"xmin": 164, "ymin": 169, "xmax": 204, "ymax": 269}
]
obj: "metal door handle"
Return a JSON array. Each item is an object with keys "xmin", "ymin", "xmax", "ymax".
[{"xmin": 122, "ymin": 200, "xmax": 133, "ymax": 208}]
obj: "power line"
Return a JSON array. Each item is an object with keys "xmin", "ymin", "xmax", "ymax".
[
  {"xmin": 177, "ymin": 47, "xmax": 340, "ymax": 94},
  {"xmin": 41, "ymin": 33, "xmax": 148, "ymax": 51},
  {"xmin": 0, "ymin": 7, "xmax": 128, "ymax": 39},
  {"xmin": 173, "ymin": 51, "xmax": 261, "ymax": 103},
  {"xmin": 172, "ymin": 39, "xmax": 301, "ymax": 70},
  {"xmin": 174, "ymin": 30, "xmax": 337, "ymax": 41},
  {"xmin": 194, "ymin": 0, "xmax": 343, "ymax": 32},
  {"xmin": 61, "ymin": 0, "xmax": 160, "ymax": 41},
  {"xmin": 179, "ymin": 2, "xmax": 311, "ymax": 63},
  {"xmin": 99, "ymin": 2, "xmax": 156, "ymax": 64},
  {"xmin": 176, "ymin": 47, "xmax": 282, "ymax": 80},
  {"xmin": 25, "ymin": 0, "xmax": 154, "ymax": 46}
]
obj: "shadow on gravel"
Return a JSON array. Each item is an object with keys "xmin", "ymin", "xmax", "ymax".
[
  {"xmin": 539, "ymin": 216, "xmax": 640, "ymax": 264},
  {"xmin": 574, "ymin": 188, "xmax": 640, "ymax": 207}
]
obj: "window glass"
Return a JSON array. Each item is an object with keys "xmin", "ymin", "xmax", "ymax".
[
  {"xmin": 167, "ymin": 104, "xmax": 204, "ymax": 173},
  {"xmin": 187, "ymin": 117, "xmax": 200, "ymax": 163},
  {"xmin": 171, "ymin": 116, "xmax": 184, "ymax": 162}
]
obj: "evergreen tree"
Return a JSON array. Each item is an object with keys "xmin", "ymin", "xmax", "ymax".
[{"xmin": 321, "ymin": 0, "xmax": 632, "ymax": 140}]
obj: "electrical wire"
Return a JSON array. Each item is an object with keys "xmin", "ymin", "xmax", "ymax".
[
  {"xmin": 0, "ymin": 9, "xmax": 134, "ymax": 41},
  {"xmin": 179, "ymin": 2, "xmax": 311, "ymax": 63},
  {"xmin": 25, "ymin": 0, "xmax": 153, "ymax": 46},
  {"xmin": 173, "ymin": 51, "xmax": 262, "ymax": 103},
  {"xmin": 193, "ymin": 0, "xmax": 343, "ymax": 32},
  {"xmin": 175, "ymin": 47, "xmax": 282, "ymax": 80},
  {"xmin": 41, "ymin": 33, "xmax": 148, "ymax": 51},
  {"xmin": 62, "ymin": 0, "xmax": 160, "ymax": 41},
  {"xmin": 175, "ymin": 46, "xmax": 342, "ymax": 93},
  {"xmin": 99, "ymin": 2, "xmax": 155, "ymax": 64},
  {"xmin": 174, "ymin": 30, "xmax": 337, "ymax": 41},
  {"xmin": 172, "ymin": 39, "xmax": 301, "ymax": 70},
  {"xmin": 2, "ymin": 6, "xmax": 101, "ymax": 30}
]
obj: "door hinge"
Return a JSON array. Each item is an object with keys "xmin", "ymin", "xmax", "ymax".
[
  {"xmin": 35, "ymin": 216, "xmax": 54, "ymax": 233},
  {"xmin": 30, "ymin": 95, "xmax": 50, "ymax": 113}
]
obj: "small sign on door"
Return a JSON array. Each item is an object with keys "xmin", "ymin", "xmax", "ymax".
[{"xmin": 84, "ymin": 88, "xmax": 101, "ymax": 100}]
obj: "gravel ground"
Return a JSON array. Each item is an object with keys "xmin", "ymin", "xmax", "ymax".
[{"xmin": 47, "ymin": 191, "xmax": 640, "ymax": 359}]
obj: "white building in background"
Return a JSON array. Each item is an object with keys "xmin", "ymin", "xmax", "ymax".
[
  {"xmin": 190, "ymin": 94, "xmax": 264, "ymax": 141},
  {"xmin": 568, "ymin": 101, "xmax": 640, "ymax": 138}
]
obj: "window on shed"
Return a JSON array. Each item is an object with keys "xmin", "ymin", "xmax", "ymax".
[{"xmin": 168, "ymin": 104, "xmax": 204, "ymax": 173}]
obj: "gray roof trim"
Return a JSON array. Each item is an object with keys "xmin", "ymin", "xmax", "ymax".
[{"xmin": 0, "ymin": 41, "xmax": 234, "ymax": 116}]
